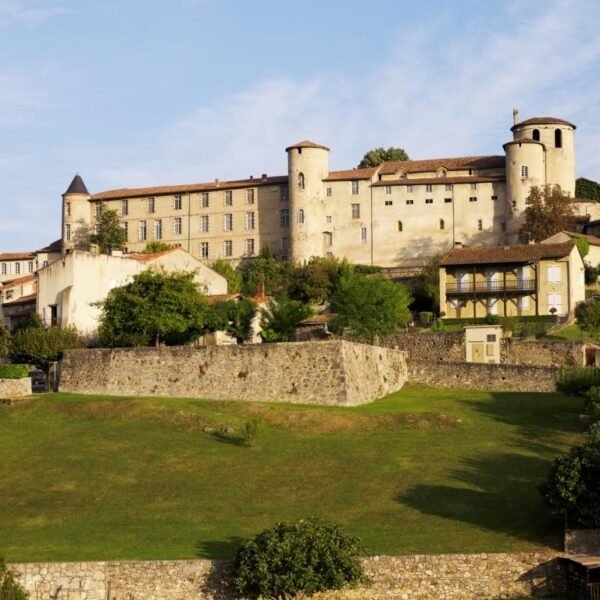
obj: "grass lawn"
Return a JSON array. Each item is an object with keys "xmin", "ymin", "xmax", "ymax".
[
  {"xmin": 0, "ymin": 385, "xmax": 585, "ymax": 562},
  {"xmin": 547, "ymin": 322, "xmax": 596, "ymax": 342}
]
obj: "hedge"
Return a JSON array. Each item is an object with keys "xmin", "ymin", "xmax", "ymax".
[{"xmin": 0, "ymin": 364, "xmax": 29, "ymax": 379}]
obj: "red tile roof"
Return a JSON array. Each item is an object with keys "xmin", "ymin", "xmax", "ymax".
[
  {"xmin": 126, "ymin": 248, "xmax": 182, "ymax": 262},
  {"xmin": 36, "ymin": 239, "xmax": 62, "ymax": 254},
  {"xmin": 0, "ymin": 275, "xmax": 35, "ymax": 292},
  {"xmin": 512, "ymin": 116, "xmax": 576, "ymax": 130},
  {"xmin": 285, "ymin": 140, "xmax": 330, "ymax": 152},
  {"xmin": 372, "ymin": 175, "xmax": 504, "ymax": 188},
  {"xmin": 378, "ymin": 155, "xmax": 505, "ymax": 176},
  {"xmin": 440, "ymin": 242, "xmax": 575, "ymax": 266},
  {"xmin": 3, "ymin": 292, "xmax": 37, "ymax": 305},
  {"xmin": 324, "ymin": 167, "xmax": 378, "ymax": 181},
  {"xmin": 0, "ymin": 252, "xmax": 35, "ymax": 261}
]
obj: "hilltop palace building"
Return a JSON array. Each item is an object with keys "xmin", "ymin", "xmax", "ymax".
[{"xmin": 60, "ymin": 112, "xmax": 586, "ymax": 269}]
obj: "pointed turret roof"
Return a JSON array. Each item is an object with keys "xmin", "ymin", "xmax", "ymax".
[{"xmin": 64, "ymin": 173, "xmax": 89, "ymax": 195}]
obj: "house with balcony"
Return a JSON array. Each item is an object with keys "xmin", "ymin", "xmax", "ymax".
[{"xmin": 439, "ymin": 242, "xmax": 584, "ymax": 319}]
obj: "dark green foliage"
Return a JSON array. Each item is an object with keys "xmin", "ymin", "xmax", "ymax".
[
  {"xmin": 556, "ymin": 367, "xmax": 600, "ymax": 396},
  {"xmin": 238, "ymin": 253, "xmax": 293, "ymax": 298},
  {"xmin": 419, "ymin": 312, "xmax": 433, "ymax": 326},
  {"xmin": 210, "ymin": 299, "xmax": 256, "ymax": 343},
  {"xmin": 409, "ymin": 254, "xmax": 441, "ymax": 314},
  {"xmin": 585, "ymin": 262, "xmax": 600, "ymax": 285},
  {"xmin": 0, "ymin": 364, "xmax": 29, "ymax": 379},
  {"xmin": 0, "ymin": 326, "xmax": 10, "ymax": 358},
  {"xmin": 89, "ymin": 207, "xmax": 127, "ymax": 254},
  {"xmin": 584, "ymin": 387, "xmax": 600, "ymax": 422},
  {"xmin": 210, "ymin": 259, "xmax": 242, "ymax": 293},
  {"xmin": 485, "ymin": 314, "xmax": 501, "ymax": 325},
  {"xmin": 11, "ymin": 313, "xmax": 42, "ymax": 333},
  {"xmin": 576, "ymin": 177, "xmax": 600, "ymax": 202},
  {"xmin": 260, "ymin": 298, "xmax": 313, "ymax": 343},
  {"xmin": 352, "ymin": 264, "xmax": 382, "ymax": 274},
  {"xmin": 519, "ymin": 185, "xmax": 576, "ymax": 243},
  {"xmin": 232, "ymin": 518, "xmax": 366, "ymax": 599},
  {"xmin": 430, "ymin": 318, "xmax": 445, "ymax": 332},
  {"xmin": 141, "ymin": 241, "xmax": 173, "ymax": 254},
  {"xmin": 358, "ymin": 147, "xmax": 409, "ymax": 168},
  {"xmin": 331, "ymin": 273, "xmax": 412, "ymax": 342},
  {"xmin": 287, "ymin": 257, "xmax": 351, "ymax": 304},
  {"xmin": 540, "ymin": 434, "xmax": 600, "ymax": 528},
  {"xmin": 242, "ymin": 418, "xmax": 265, "ymax": 447},
  {"xmin": 10, "ymin": 326, "xmax": 85, "ymax": 371},
  {"xmin": 97, "ymin": 270, "xmax": 209, "ymax": 347},
  {"xmin": 0, "ymin": 558, "xmax": 29, "ymax": 600},
  {"xmin": 577, "ymin": 301, "xmax": 600, "ymax": 337},
  {"xmin": 573, "ymin": 236, "xmax": 590, "ymax": 259}
]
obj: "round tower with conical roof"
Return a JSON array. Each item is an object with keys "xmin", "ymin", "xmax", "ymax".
[
  {"xmin": 286, "ymin": 140, "xmax": 330, "ymax": 262},
  {"xmin": 62, "ymin": 174, "xmax": 91, "ymax": 253}
]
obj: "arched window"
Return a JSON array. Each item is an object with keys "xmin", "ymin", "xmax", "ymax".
[
  {"xmin": 555, "ymin": 129, "xmax": 562, "ymax": 148},
  {"xmin": 440, "ymin": 219, "xmax": 445, "ymax": 230},
  {"xmin": 298, "ymin": 172, "xmax": 305, "ymax": 189},
  {"xmin": 397, "ymin": 220, "xmax": 403, "ymax": 232},
  {"xmin": 532, "ymin": 129, "xmax": 540, "ymax": 141},
  {"xmin": 298, "ymin": 209, "xmax": 305, "ymax": 224}
]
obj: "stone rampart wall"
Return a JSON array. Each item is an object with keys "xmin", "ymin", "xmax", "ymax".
[
  {"xmin": 11, "ymin": 552, "xmax": 565, "ymax": 600},
  {"xmin": 408, "ymin": 360, "xmax": 558, "ymax": 392},
  {"xmin": 0, "ymin": 377, "xmax": 30, "ymax": 398},
  {"xmin": 59, "ymin": 341, "xmax": 407, "ymax": 407},
  {"xmin": 564, "ymin": 528, "xmax": 600, "ymax": 554}
]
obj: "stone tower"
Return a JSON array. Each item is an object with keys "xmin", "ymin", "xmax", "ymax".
[
  {"xmin": 62, "ymin": 174, "xmax": 91, "ymax": 253},
  {"xmin": 286, "ymin": 140, "xmax": 330, "ymax": 263}
]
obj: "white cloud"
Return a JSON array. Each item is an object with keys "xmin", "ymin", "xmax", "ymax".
[{"xmin": 0, "ymin": 0, "xmax": 66, "ymax": 28}]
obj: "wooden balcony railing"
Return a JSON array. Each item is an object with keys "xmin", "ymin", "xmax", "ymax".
[{"xmin": 445, "ymin": 279, "xmax": 536, "ymax": 295}]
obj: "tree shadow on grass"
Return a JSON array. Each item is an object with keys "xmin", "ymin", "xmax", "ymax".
[
  {"xmin": 196, "ymin": 536, "xmax": 247, "ymax": 559},
  {"xmin": 210, "ymin": 430, "xmax": 247, "ymax": 447}
]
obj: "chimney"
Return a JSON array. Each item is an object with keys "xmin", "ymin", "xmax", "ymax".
[
  {"xmin": 512, "ymin": 107, "xmax": 519, "ymax": 126},
  {"xmin": 249, "ymin": 175, "xmax": 254, "ymax": 180},
  {"xmin": 261, "ymin": 173, "xmax": 267, "ymax": 182},
  {"xmin": 215, "ymin": 178, "xmax": 220, "ymax": 186}
]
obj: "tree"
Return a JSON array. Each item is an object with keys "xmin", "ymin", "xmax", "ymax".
[
  {"xmin": 96, "ymin": 270, "xmax": 209, "ymax": 347},
  {"xmin": 572, "ymin": 235, "xmax": 589, "ymax": 259},
  {"xmin": 141, "ymin": 241, "xmax": 173, "ymax": 254},
  {"xmin": 409, "ymin": 254, "xmax": 441, "ymax": 314},
  {"xmin": 210, "ymin": 259, "xmax": 242, "ymax": 293},
  {"xmin": 518, "ymin": 185, "xmax": 576, "ymax": 243},
  {"xmin": 330, "ymin": 273, "xmax": 412, "ymax": 342},
  {"xmin": 238, "ymin": 250, "xmax": 293, "ymax": 298},
  {"xmin": 10, "ymin": 326, "xmax": 85, "ymax": 372},
  {"xmin": 358, "ymin": 147, "xmax": 409, "ymax": 168},
  {"xmin": 232, "ymin": 517, "xmax": 366, "ymax": 599},
  {"xmin": 211, "ymin": 298, "xmax": 257, "ymax": 343},
  {"xmin": 260, "ymin": 297, "xmax": 313, "ymax": 342},
  {"xmin": 0, "ymin": 325, "xmax": 10, "ymax": 358},
  {"xmin": 540, "ymin": 434, "xmax": 600, "ymax": 528},
  {"xmin": 0, "ymin": 557, "xmax": 29, "ymax": 600},
  {"xmin": 577, "ymin": 302, "xmax": 600, "ymax": 338},
  {"xmin": 90, "ymin": 206, "xmax": 127, "ymax": 254},
  {"xmin": 287, "ymin": 257, "xmax": 350, "ymax": 304},
  {"xmin": 576, "ymin": 177, "xmax": 600, "ymax": 202}
]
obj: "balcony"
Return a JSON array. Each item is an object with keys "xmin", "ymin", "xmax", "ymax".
[{"xmin": 445, "ymin": 279, "xmax": 536, "ymax": 296}]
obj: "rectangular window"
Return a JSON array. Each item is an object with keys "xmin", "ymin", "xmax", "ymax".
[
  {"xmin": 407, "ymin": 185, "xmax": 413, "ymax": 192},
  {"xmin": 548, "ymin": 293, "xmax": 562, "ymax": 313},
  {"xmin": 385, "ymin": 185, "xmax": 392, "ymax": 195},
  {"xmin": 95, "ymin": 202, "xmax": 102, "ymax": 217},
  {"xmin": 491, "ymin": 195, "xmax": 498, "ymax": 200},
  {"xmin": 324, "ymin": 232, "xmax": 333, "ymax": 247},
  {"xmin": 501, "ymin": 222, "xmax": 507, "ymax": 232},
  {"xmin": 406, "ymin": 199, "xmax": 414, "ymax": 205},
  {"xmin": 444, "ymin": 198, "xmax": 452, "ymax": 203},
  {"xmin": 486, "ymin": 334, "xmax": 497, "ymax": 343},
  {"xmin": 246, "ymin": 211, "xmax": 256, "ymax": 230},
  {"xmin": 200, "ymin": 242, "xmax": 209, "ymax": 259},
  {"xmin": 351, "ymin": 181, "xmax": 359, "ymax": 195},
  {"xmin": 470, "ymin": 182, "xmax": 477, "ymax": 190},
  {"xmin": 200, "ymin": 215, "xmax": 209, "ymax": 233},
  {"xmin": 521, "ymin": 165, "xmax": 529, "ymax": 178},
  {"xmin": 65, "ymin": 202, "xmax": 71, "ymax": 216},
  {"xmin": 147, "ymin": 197, "xmax": 155, "ymax": 214},
  {"xmin": 201, "ymin": 192, "xmax": 209, "ymax": 208},
  {"xmin": 121, "ymin": 221, "xmax": 128, "ymax": 239},
  {"xmin": 65, "ymin": 224, "xmax": 71, "ymax": 241},
  {"xmin": 121, "ymin": 199, "xmax": 128, "ymax": 216},
  {"xmin": 28, "ymin": 261, "xmax": 34, "ymax": 273},
  {"xmin": 326, "ymin": 187, "xmax": 332, "ymax": 197},
  {"xmin": 173, "ymin": 217, "xmax": 183, "ymax": 235},
  {"xmin": 174, "ymin": 195, "xmax": 183, "ymax": 210},
  {"xmin": 138, "ymin": 220, "xmax": 147, "ymax": 241},
  {"xmin": 425, "ymin": 184, "xmax": 433, "ymax": 192},
  {"xmin": 478, "ymin": 219, "xmax": 483, "ymax": 231},
  {"xmin": 224, "ymin": 240, "xmax": 233, "ymax": 257},
  {"xmin": 469, "ymin": 197, "xmax": 478, "ymax": 202},
  {"xmin": 326, "ymin": 215, "xmax": 332, "ymax": 224},
  {"xmin": 246, "ymin": 238, "xmax": 255, "ymax": 256},
  {"xmin": 445, "ymin": 183, "xmax": 453, "ymax": 191},
  {"xmin": 280, "ymin": 185, "xmax": 289, "ymax": 202},
  {"xmin": 351, "ymin": 203, "xmax": 360, "ymax": 218},
  {"xmin": 247, "ymin": 188, "xmax": 255, "ymax": 204},
  {"xmin": 547, "ymin": 265, "xmax": 561, "ymax": 283},
  {"xmin": 224, "ymin": 190, "xmax": 233, "ymax": 206},
  {"xmin": 281, "ymin": 237, "xmax": 289, "ymax": 253},
  {"xmin": 1, "ymin": 263, "xmax": 6, "ymax": 275},
  {"xmin": 361, "ymin": 226, "xmax": 367, "ymax": 245},
  {"xmin": 519, "ymin": 296, "xmax": 530, "ymax": 311},
  {"xmin": 223, "ymin": 213, "xmax": 233, "ymax": 231},
  {"xmin": 280, "ymin": 208, "xmax": 289, "ymax": 227},
  {"xmin": 385, "ymin": 200, "xmax": 393, "ymax": 206},
  {"xmin": 154, "ymin": 219, "xmax": 163, "ymax": 240},
  {"xmin": 425, "ymin": 198, "xmax": 433, "ymax": 204}
]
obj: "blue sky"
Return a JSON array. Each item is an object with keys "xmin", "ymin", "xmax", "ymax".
[{"xmin": 1, "ymin": 0, "xmax": 599, "ymax": 251}]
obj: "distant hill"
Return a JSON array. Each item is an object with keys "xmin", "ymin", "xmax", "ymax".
[{"xmin": 576, "ymin": 177, "xmax": 600, "ymax": 201}]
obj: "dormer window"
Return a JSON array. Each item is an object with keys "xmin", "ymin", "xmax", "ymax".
[{"xmin": 437, "ymin": 168, "xmax": 446, "ymax": 178}]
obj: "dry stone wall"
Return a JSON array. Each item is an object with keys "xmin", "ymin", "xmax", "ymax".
[
  {"xmin": 408, "ymin": 360, "xmax": 558, "ymax": 392},
  {"xmin": 564, "ymin": 528, "xmax": 600, "ymax": 554},
  {"xmin": 59, "ymin": 341, "xmax": 407, "ymax": 407},
  {"xmin": 11, "ymin": 552, "xmax": 565, "ymax": 600},
  {"xmin": 0, "ymin": 377, "xmax": 30, "ymax": 398}
]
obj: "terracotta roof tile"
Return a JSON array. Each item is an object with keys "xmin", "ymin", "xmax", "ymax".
[
  {"xmin": 0, "ymin": 275, "xmax": 35, "ymax": 291},
  {"xmin": 36, "ymin": 239, "xmax": 62, "ymax": 253},
  {"xmin": 324, "ymin": 167, "xmax": 378, "ymax": 181},
  {"xmin": 378, "ymin": 155, "xmax": 505, "ymax": 176},
  {"xmin": 440, "ymin": 242, "xmax": 575, "ymax": 266},
  {"xmin": 3, "ymin": 292, "xmax": 37, "ymax": 305},
  {"xmin": 372, "ymin": 175, "xmax": 504, "ymax": 188},
  {"xmin": 126, "ymin": 248, "xmax": 182, "ymax": 262},
  {"xmin": 563, "ymin": 231, "xmax": 600, "ymax": 246},
  {"xmin": 285, "ymin": 140, "xmax": 330, "ymax": 152},
  {"xmin": 512, "ymin": 116, "xmax": 576, "ymax": 130},
  {"xmin": 0, "ymin": 252, "xmax": 35, "ymax": 261}
]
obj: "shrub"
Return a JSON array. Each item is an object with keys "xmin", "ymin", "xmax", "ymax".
[
  {"xmin": 231, "ymin": 518, "xmax": 366, "ymax": 599},
  {"xmin": 243, "ymin": 418, "xmax": 265, "ymax": 447},
  {"xmin": 484, "ymin": 313, "xmax": 500, "ymax": 325},
  {"xmin": 520, "ymin": 322, "xmax": 536, "ymax": 338},
  {"xmin": 0, "ymin": 364, "xmax": 29, "ymax": 380},
  {"xmin": 419, "ymin": 311, "xmax": 433, "ymax": 327},
  {"xmin": 556, "ymin": 367, "xmax": 600, "ymax": 396},
  {"xmin": 0, "ymin": 557, "xmax": 29, "ymax": 599},
  {"xmin": 431, "ymin": 318, "xmax": 445, "ymax": 332},
  {"xmin": 501, "ymin": 317, "xmax": 516, "ymax": 334}
]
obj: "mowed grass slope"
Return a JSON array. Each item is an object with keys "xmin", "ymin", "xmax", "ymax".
[{"xmin": 0, "ymin": 385, "xmax": 584, "ymax": 562}]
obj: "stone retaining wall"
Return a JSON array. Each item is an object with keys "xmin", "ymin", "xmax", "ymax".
[
  {"xmin": 59, "ymin": 341, "xmax": 407, "ymax": 407},
  {"xmin": 0, "ymin": 376, "xmax": 31, "ymax": 398},
  {"xmin": 564, "ymin": 528, "xmax": 600, "ymax": 554},
  {"xmin": 11, "ymin": 552, "xmax": 565, "ymax": 599},
  {"xmin": 408, "ymin": 360, "xmax": 558, "ymax": 392}
]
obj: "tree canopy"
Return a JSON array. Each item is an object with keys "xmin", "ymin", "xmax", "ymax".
[
  {"xmin": 260, "ymin": 297, "xmax": 313, "ymax": 343},
  {"xmin": 97, "ymin": 270, "xmax": 209, "ymax": 347},
  {"xmin": 142, "ymin": 241, "xmax": 173, "ymax": 254},
  {"xmin": 90, "ymin": 206, "xmax": 128, "ymax": 254},
  {"xmin": 357, "ymin": 147, "xmax": 409, "ymax": 169},
  {"xmin": 518, "ymin": 185, "xmax": 576, "ymax": 243},
  {"xmin": 576, "ymin": 177, "xmax": 600, "ymax": 202},
  {"xmin": 211, "ymin": 259, "xmax": 243, "ymax": 293}
]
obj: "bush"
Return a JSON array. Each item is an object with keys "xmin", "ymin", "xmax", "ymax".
[
  {"xmin": 419, "ymin": 311, "xmax": 433, "ymax": 327},
  {"xmin": 243, "ymin": 418, "xmax": 265, "ymax": 447},
  {"xmin": 556, "ymin": 367, "xmax": 600, "ymax": 396},
  {"xmin": 0, "ymin": 364, "xmax": 29, "ymax": 379},
  {"xmin": 484, "ymin": 313, "xmax": 500, "ymax": 325},
  {"xmin": 232, "ymin": 518, "xmax": 366, "ymax": 599},
  {"xmin": 431, "ymin": 318, "xmax": 445, "ymax": 332},
  {"xmin": 0, "ymin": 557, "xmax": 29, "ymax": 599}
]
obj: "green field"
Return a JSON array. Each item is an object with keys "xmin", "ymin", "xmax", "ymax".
[{"xmin": 0, "ymin": 385, "xmax": 585, "ymax": 562}]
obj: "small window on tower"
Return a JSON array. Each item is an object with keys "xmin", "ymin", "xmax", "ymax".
[
  {"xmin": 397, "ymin": 221, "xmax": 403, "ymax": 232},
  {"xmin": 440, "ymin": 219, "xmax": 445, "ymax": 230},
  {"xmin": 555, "ymin": 129, "xmax": 562, "ymax": 148},
  {"xmin": 298, "ymin": 173, "xmax": 305, "ymax": 189},
  {"xmin": 532, "ymin": 129, "xmax": 540, "ymax": 141}
]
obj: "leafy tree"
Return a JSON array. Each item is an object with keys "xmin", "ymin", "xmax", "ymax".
[
  {"xmin": 0, "ymin": 557, "xmax": 29, "ymax": 600},
  {"xmin": 260, "ymin": 297, "xmax": 313, "ymax": 342},
  {"xmin": 287, "ymin": 257, "xmax": 351, "ymax": 304},
  {"xmin": 0, "ymin": 325, "xmax": 10, "ymax": 358},
  {"xmin": 585, "ymin": 262, "xmax": 600, "ymax": 285},
  {"xmin": 211, "ymin": 298, "xmax": 257, "ymax": 343},
  {"xmin": 518, "ymin": 185, "xmax": 575, "ymax": 243},
  {"xmin": 238, "ymin": 251, "xmax": 293, "ymax": 298},
  {"xmin": 330, "ymin": 273, "xmax": 412, "ymax": 342},
  {"xmin": 577, "ymin": 302, "xmax": 600, "ymax": 338},
  {"xmin": 576, "ymin": 177, "xmax": 600, "ymax": 202},
  {"xmin": 90, "ymin": 206, "xmax": 127, "ymax": 254},
  {"xmin": 141, "ymin": 241, "xmax": 173, "ymax": 254},
  {"xmin": 232, "ymin": 517, "xmax": 366, "ymax": 599},
  {"xmin": 97, "ymin": 270, "xmax": 209, "ymax": 347},
  {"xmin": 210, "ymin": 259, "xmax": 242, "ymax": 293},
  {"xmin": 358, "ymin": 147, "xmax": 409, "ymax": 168},
  {"xmin": 10, "ymin": 326, "xmax": 85, "ymax": 372},
  {"xmin": 540, "ymin": 434, "xmax": 600, "ymax": 528},
  {"xmin": 409, "ymin": 254, "xmax": 441, "ymax": 314},
  {"xmin": 572, "ymin": 235, "xmax": 589, "ymax": 259}
]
